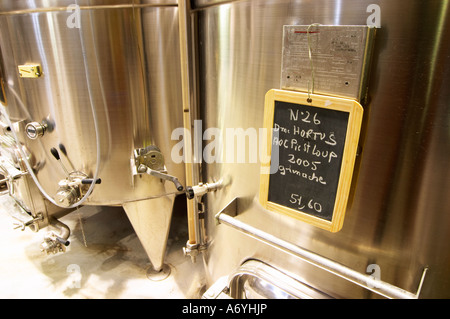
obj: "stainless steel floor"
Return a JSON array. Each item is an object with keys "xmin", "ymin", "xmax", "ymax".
[{"xmin": 0, "ymin": 194, "xmax": 206, "ymax": 299}]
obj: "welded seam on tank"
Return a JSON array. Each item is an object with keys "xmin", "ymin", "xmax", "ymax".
[
  {"xmin": 0, "ymin": 4, "xmax": 178, "ymax": 16},
  {"xmin": 113, "ymin": 190, "xmax": 185, "ymax": 206},
  {"xmin": 190, "ymin": 0, "xmax": 246, "ymax": 12}
]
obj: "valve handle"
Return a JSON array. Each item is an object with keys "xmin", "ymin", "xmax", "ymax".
[
  {"xmin": 81, "ymin": 178, "xmax": 102, "ymax": 185},
  {"xmin": 58, "ymin": 143, "xmax": 68, "ymax": 156},
  {"xmin": 50, "ymin": 147, "xmax": 60, "ymax": 160}
]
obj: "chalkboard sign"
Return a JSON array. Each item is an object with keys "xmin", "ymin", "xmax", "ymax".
[{"xmin": 259, "ymin": 89, "xmax": 363, "ymax": 232}]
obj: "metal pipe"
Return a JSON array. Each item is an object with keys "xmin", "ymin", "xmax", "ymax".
[
  {"xmin": 228, "ymin": 259, "xmax": 333, "ymax": 299},
  {"xmin": 216, "ymin": 212, "xmax": 426, "ymax": 299},
  {"xmin": 48, "ymin": 217, "xmax": 71, "ymax": 243}
]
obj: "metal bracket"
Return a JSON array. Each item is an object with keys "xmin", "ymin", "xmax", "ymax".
[{"xmin": 215, "ymin": 196, "xmax": 238, "ymax": 226}]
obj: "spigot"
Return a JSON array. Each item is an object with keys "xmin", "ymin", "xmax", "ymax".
[{"xmin": 183, "ymin": 241, "xmax": 200, "ymax": 263}]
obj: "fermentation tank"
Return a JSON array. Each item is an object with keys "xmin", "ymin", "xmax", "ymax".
[
  {"xmin": 0, "ymin": 0, "xmax": 185, "ymax": 274},
  {"xmin": 187, "ymin": 0, "xmax": 450, "ymax": 298}
]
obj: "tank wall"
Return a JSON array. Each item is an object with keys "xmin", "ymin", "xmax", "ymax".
[{"xmin": 197, "ymin": 0, "xmax": 450, "ymax": 298}]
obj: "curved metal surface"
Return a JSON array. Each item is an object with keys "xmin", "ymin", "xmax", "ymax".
[
  {"xmin": 228, "ymin": 259, "xmax": 332, "ymax": 299},
  {"xmin": 196, "ymin": 0, "xmax": 450, "ymax": 298},
  {"xmin": 0, "ymin": 1, "xmax": 184, "ymax": 204}
]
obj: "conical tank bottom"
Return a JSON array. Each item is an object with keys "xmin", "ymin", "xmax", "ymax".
[{"xmin": 123, "ymin": 194, "xmax": 175, "ymax": 272}]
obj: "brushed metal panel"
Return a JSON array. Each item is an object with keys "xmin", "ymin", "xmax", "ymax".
[
  {"xmin": 197, "ymin": 0, "xmax": 450, "ymax": 298},
  {"xmin": 281, "ymin": 25, "xmax": 375, "ymax": 101}
]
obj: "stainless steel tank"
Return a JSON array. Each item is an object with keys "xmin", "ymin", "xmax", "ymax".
[
  {"xmin": 0, "ymin": 0, "xmax": 184, "ymax": 273},
  {"xmin": 189, "ymin": 0, "xmax": 450, "ymax": 298}
]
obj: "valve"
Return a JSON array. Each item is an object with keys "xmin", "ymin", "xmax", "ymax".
[
  {"xmin": 40, "ymin": 217, "xmax": 71, "ymax": 254},
  {"xmin": 55, "ymin": 185, "xmax": 79, "ymax": 207},
  {"xmin": 40, "ymin": 233, "xmax": 70, "ymax": 254},
  {"xmin": 51, "ymin": 147, "xmax": 101, "ymax": 207},
  {"xmin": 185, "ymin": 180, "xmax": 222, "ymax": 200},
  {"xmin": 55, "ymin": 173, "xmax": 101, "ymax": 207}
]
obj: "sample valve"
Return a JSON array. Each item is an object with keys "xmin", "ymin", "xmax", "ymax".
[
  {"xmin": 51, "ymin": 147, "xmax": 101, "ymax": 207},
  {"xmin": 55, "ymin": 174, "xmax": 101, "ymax": 207}
]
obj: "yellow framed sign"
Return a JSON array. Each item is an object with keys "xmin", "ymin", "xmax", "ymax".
[{"xmin": 259, "ymin": 89, "xmax": 363, "ymax": 232}]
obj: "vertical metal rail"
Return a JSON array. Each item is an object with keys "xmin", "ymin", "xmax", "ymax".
[{"xmin": 216, "ymin": 199, "xmax": 428, "ymax": 299}]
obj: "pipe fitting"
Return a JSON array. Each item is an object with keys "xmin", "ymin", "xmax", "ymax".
[
  {"xmin": 40, "ymin": 217, "xmax": 71, "ymax": 254},
  {"xmin": 186, "ymin": 180, "xmax": 223, "ymax": 200}
]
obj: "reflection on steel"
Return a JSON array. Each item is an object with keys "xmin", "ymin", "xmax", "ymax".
[
  {"xmin": 227, "ymin": 260, "xmax": 333, "ymax": 299},
  {"xmin": 216, "ymin": 198, "xmax": 428, "ymax": 299}
]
